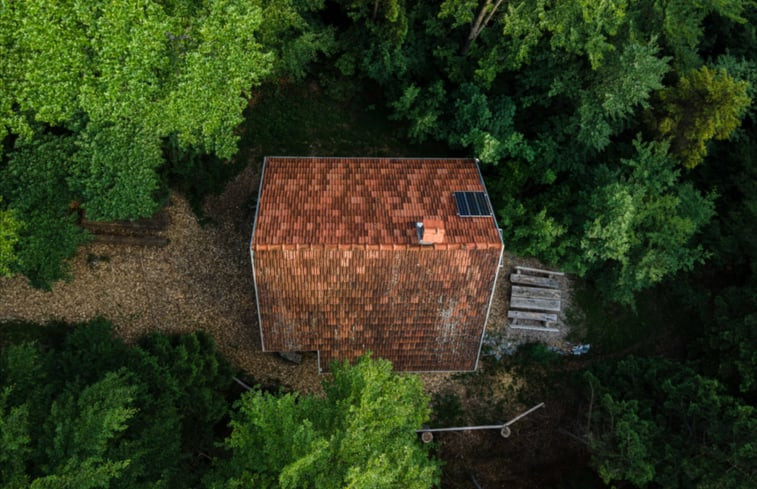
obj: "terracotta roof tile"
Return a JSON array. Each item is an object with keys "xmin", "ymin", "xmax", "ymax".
[
  {"xmin": 251, "ymin": 157, "xmax": 503, "ymax": 371},
  {"xmin": 252, "ymin": 158, "xmax": 500, "ymax": 250}
]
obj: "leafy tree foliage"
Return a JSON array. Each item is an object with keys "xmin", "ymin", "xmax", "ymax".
[
  {"xmin": 653, "ymin": 66, "xmax": 751, "ymax": 168},
  {"xmin": 707, "ymin": 282, "xmax": 757, "ymax": 398},
  {"xmin": 0, "ymin": 319, "xmax": 232, "ymax": 488},
  {"xmin": 255, "ymin": 0, "xmax": 336, "ymax": 82},
  {"xmin": 0, "ymin": 0, "xmax": 277, "ymax": 220},
  {"xmin": 585, "ymin": 357, "xmax": 756, "ymax": 488},
  {"xmin": 0, "ymin": 0, "xmax": 332, "ymax": 287},
  {"xmin": 324, "ymin": 0, "xmax": 753, "ymax": 304},
  {"xmin": 0, "ymin": 200, "xmax": 22, "ymax": 277},
  {"xmin": 209, "ymin": 355, "xmax": 440, "ymax": 489},
  {"xmin": 681, "ymin": 95, "xmax": 757, "ymax": 400},
  {"xmin": 573, "ymin": 138, "xmax": 715, "ymax": 304},
  {"xmin": 70, "ymin": 123, "xmax": 164, "ymax": 220},
  {"xmin": 332, "ymin": 0, "xmax": 409, "ymax": 84},
  {"xmin": 0, "ymin": 135, "xmax": 88, "ymax": 288},
  {"xmin": 2, "ymin": 0, "xmax": 281, "ymax": 162}
]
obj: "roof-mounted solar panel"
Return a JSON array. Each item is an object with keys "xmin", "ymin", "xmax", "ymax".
[
  {"xmin": 454, "ymin": 191, "xmax": 491, "ymax": 217},
  {"xmin": 454, "ymin": 192, "xmax": 470, "ymax": 215}
]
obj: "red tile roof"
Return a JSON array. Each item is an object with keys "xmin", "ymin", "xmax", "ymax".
[
  {"xmin": 252, "ymin": 157, "xmax": 501, "ymax": 250},
  {"xmin": 251, "ymin": 157, "xmax": 503, "ymax": 371}
]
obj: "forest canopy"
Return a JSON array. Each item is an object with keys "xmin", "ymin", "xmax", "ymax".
[{"xmin": 0, "ymin": 1, "xmax": 756, "ymax": 487}]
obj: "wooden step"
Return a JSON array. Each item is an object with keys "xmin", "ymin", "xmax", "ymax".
[
  {"xmin": 510, "ymin": 296, "xmax": 561, "ymax": 312},
  {"xmin": 515, "ymin": 265, "xmax": 564, "ymax": 277},
  {"xmin": 507, "ymin": 310, "xmax": 558, "ymax": 322},
  {"xmin": 510, "ymin": 273, "xmax": 559, "ymax": 289},
  {"xmin": 509, "ymin": 324, "xmax": 560, "ymax": 333},
  {"xmin": 511, "ymin": 285, "xmax": 561, "ymax": 300}
]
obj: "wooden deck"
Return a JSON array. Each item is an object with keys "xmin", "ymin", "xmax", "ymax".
[{"xmin": 508, "ymin": 266, "xmax": 563, "ymax": 332}]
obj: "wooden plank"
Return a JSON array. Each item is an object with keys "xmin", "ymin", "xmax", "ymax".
[
  {"xmin": 511, "ymin": 285, "xmax": 561, "ymax": 300},
  {"xmin": 507, "ymin": 310, "xmax": 558, "ymax": 322},
  {"xmin": 510, "ymin": 296, "xmax": 561, "ymax": 312},
  {"xmin": 510, "ymin": 273, "xmax": 559, "ymax": 289},
  {"xmin": 512, "ymin": 285, "xmax": 561, "ymax": 300},
  {"xmin": 510, "ymin": 324, "xmax": 560, "ymax": 333},
  {"xmin": 515, "ymin": 265, "xmax": 565, "ymax": 277}
]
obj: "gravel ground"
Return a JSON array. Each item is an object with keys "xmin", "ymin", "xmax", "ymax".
[{"xmin": 0, "ymin": 160, "xmax": 574, "ymax": 397}]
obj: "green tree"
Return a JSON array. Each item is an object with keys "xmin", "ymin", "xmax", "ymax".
[
  {"xmin": 33, "ymin": 372, "xmax": 137, "ymax": 489},
  {"xmin": 628, "ymin": 0, "xmax": 753, "ymax": 70},
  {"xmin": 0, "ymin": 201, "xmax": 23, "ymax": 277},
  {"xmin": 70, "ymin": 122, "xmax": 164, "ymax": 220},
  {"xmin": 1, "ymin": 0, "xmax": 277, "ymax": 218},
  {"xmin": 585, "ymin": 357, "xmax": 757, "ymax": 488},
  {"xmin": 496, "ymin": 137, "xmax": 715, "ymax": 305},
  {"xmin": 0, "ymin": 387, "xmax": 32, "ymax": 489},
  {"xmin": 210, "ymin": 355, "xmax": 440, "ymax": 489},
  {"xmin": 0, "ymin": 135, "xmax": 88, "ymax": 289},
  {"xmin": 707, "ymin": 283, "xmax": 757, "ymax": 397},
  {"xmin": 445, "ymin": 83, "xmax": 532, "ymax": 163},
  {"xmin": 570, "ymin": 40, "xmax": 670, "ymax": 151},
  {"xmin": 0, "ymin": 320, "xmax": 233, "ymax": 488},
  {"xmin": 574, "ymin": 137, "xmax": 715, "ymax": 305},
  {"xmin": 256, "ymin": 0, "xmax": 335, "ymax": 82},
  {"xmin": 653, "ymin": 65, "xmax": 751, "ymax": 168},
  {"xmin": 1, "ymin": 343, "xmax": 135, "ymax": 489},
  {"xmin": 681, "ymin": 98, "xmax": 757, "ymax": 399},
  {"xmin": 325, "ymin": 0, "xmax": 752, "ymax": 308},
  {"xmin": 439, "ymin": 0, "xmax": 507, "ymax": 57},
  {"xmin": 329, "ymin": 0, "xmax": 409, "ymax": 88}
]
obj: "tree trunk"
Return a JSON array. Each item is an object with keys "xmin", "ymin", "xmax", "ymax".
[{"xmin": 461, "ymin": 0, "xmax": 505, "ymax": 57}]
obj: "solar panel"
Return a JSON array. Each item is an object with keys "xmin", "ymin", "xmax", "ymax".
[
  {"xmin": 454, "ymin": 192, "xmax": 469, "ymax": 215},
  {"xmin": 453, "ymin": 191, "xmax": 491, "ymax": 217},
  {"xmin": 474, "ymin": 192, "xmax": 488, "ymax": 214}
]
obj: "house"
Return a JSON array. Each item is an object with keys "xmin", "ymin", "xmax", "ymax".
[{"xmin": 250, "ymin": 157, "xmax": 503, "ymax": 372}]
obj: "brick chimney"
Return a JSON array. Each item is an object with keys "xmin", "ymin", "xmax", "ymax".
[{"xmin": 416, "ymin": 219, "xmax": 445, "ymax": 245}]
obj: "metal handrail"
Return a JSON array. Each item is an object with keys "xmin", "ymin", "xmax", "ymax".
[{"xmin": 417, "ymin": 402, "xmax": 545, "ymax": 441}]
